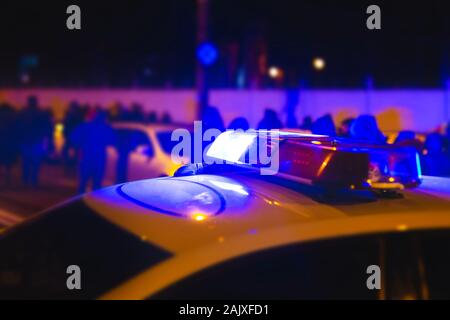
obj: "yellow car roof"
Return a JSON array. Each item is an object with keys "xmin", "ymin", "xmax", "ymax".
[{"xmin": 83, "ymin": 174, "xmax": 450, "ymax": 299}]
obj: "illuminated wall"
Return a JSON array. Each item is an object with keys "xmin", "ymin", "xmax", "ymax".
[{"xmin": 0, "ymin": 88, "xmax": 448, "ymax": 132}]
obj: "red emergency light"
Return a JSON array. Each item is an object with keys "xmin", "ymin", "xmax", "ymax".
[{"xmin": 205, "ymin": 130, "xmax": 422, "ymax": 192}]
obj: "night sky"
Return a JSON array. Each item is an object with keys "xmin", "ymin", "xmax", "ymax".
[{"xmin": 0, "ymin": 0, "xmax": 448, "ymax": 88}]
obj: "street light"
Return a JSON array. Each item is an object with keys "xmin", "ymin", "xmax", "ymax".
[
  {"xmin": 312, "ymin": 57, "xmax": 325, "ymax": 71},
  {"xmin": 268, "ymin": 66, "xmax": 282, "ymax": 79}
]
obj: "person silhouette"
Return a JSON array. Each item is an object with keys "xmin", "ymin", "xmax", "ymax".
[
  {"xmin": 228, "ymin": 117, "xmax": 250, "ymax": 131},
  {"xmin": 0, "ymin": 104, "xmax": 19, "ymax": 185},
  {"xmin": 311, "ymin": 114, "xmax": 336, "ymax": 136},
  {"xmin": 422, "ymin": 133, "xmax": 449, "ymax": 176},
  {"xmin": 257, "ymin": 109, "xmax": 283, "ymax": 130},
  {"xmin": 299, "ymin": 116, "xmax": 313, "ymax": 131},
  {"xmin": 350, "ymin": 115, "xmax": 386, "ymax": 144},
  {"xmin": 17, "ymin": 96, "xmax": 52, "ymax": 187},
  {"xmin": 202, "ymin": 106, "xmax": 225, "ymax": 132},
  {"xmin": 71, "ymin": 110, "xmax": 115, "ymax": 193}
]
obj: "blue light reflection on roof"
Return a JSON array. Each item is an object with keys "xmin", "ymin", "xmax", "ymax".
[
  {"xmin": 209, "ymin": 180, "xmax": 249, "ymax": 196},
  {"xmin": 116, "ymin": 175, "xmax": 250, "ymax": 218}
]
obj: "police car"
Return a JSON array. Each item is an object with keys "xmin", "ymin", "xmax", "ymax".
[
  {"xmin": 104, "ymin": 122, "xmax": 191, "ymax": 184},
  {"xmin": 1, "ymin": 130, "xmax": 450, "ymax": 299}
]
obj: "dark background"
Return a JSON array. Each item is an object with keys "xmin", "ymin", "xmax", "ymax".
[{"xmin": 0, "ymin": 0, "xmax": 448, "ymax": 88}]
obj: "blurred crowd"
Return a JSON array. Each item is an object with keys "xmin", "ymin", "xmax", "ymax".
[
  {"xmin": 1, "ymin": 97, "xmax": 450, "ymax": 194},
  {"xmin": 301, "ymin": 113, "xmax": 450, "ymax": 177},
  {"xmin": 211, "ymin": 107, "xmax": 450, "ymax": 178},
  {"xmin": 0, "ymin": 96, "xmax": 53, "ymax": 188},
  {"xmin": 62, "ymin": 100, "xmax": 173, "ymax": 193},
  {"xmin": 0, "ymin": 96, "xmax": 172, "ymax": 192}
]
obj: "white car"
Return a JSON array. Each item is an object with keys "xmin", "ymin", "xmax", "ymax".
[{"xmin": 104, "ymin": 122, "xmax": 190, "ymax": 185}]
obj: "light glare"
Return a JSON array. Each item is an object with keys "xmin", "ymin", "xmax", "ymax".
[{"xmin": 313, "ymin": 57, "xmax": 325, "ymax": 70}]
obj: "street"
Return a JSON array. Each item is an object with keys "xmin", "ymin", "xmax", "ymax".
[{"xmin": 0, "ymin": 163, "xmax": 78, "ymax": 224}]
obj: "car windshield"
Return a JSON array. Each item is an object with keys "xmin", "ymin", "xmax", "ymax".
[{"xmin": 0, "ymin": 201, "xmax": 172, "ymax": 299}]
